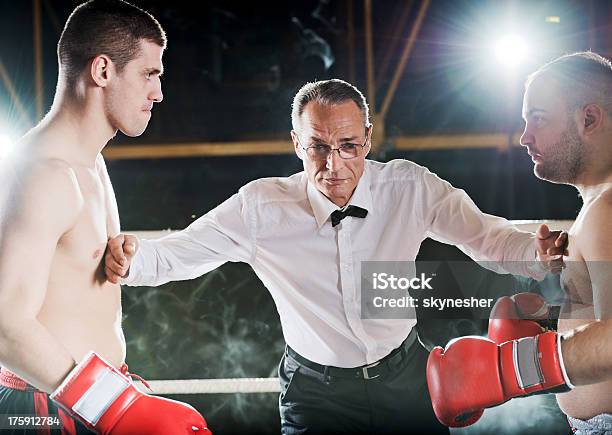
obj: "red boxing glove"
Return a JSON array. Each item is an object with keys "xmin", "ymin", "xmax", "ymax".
[
  {"xmin": 427, "ymin": 331, "xmax": 570, "ymax": 428},
  {"xmin": 51, "ymin": 352, "xmax": 212, "ymax": 435},
  {"xmin": 488, "ymin": 293, "xmax": 550, "ymax": 343}
]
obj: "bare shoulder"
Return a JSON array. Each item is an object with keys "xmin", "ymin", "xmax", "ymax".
[
  {"xmin": 598, "ymin": 188, "xmax": 612, "ymax": 207},
  {"xmin": 95, "ymin": 153, "xmax": 111, "ymax": 180},
  {"xmin": 0, "ymin": 156, "xmax": 84, "ymax": 228},
  {"xmin": 578, "ymin": 191, "xmax": 612, "ymax": 318},
  {"xmin": 12, "ymin": 157, "xmax": 82, "ymax": 199},
  {"xmin": 95, "ymin": 152, "xmax": 108, "ymax": 170},
  {"xmin": 583, "ymin": 191, "xmax": 612, "ymax": 229},
  {"xmin": 576, "ymin": 192, "xmax": 612, "ymax": 260}
]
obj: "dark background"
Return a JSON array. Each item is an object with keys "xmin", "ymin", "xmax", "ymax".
[{"xmin": 1, "ymin": 1, "xmax": 607, "ymax": 434}]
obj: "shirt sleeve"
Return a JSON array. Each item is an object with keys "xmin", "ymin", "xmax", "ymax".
[
  {"xmin": 121, "ymin": 190, "xmax": 255, "ymax": 287},
  {"xmin": 418, "ymin": 168, "xmax": 545, "ymax": 279}
]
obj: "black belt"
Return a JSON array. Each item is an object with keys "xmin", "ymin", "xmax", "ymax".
[{"xmin": 285, "ymin": 329, "xmax": 418, "ymax": 380}]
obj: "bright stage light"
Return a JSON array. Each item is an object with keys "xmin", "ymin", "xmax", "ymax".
[
  {"xmin": 493, "ymin": 35, "xmax": 528, "ymax": 68},
  {"xmin": 0, "ymin": 134, "xmax": 15, "ymax": 159}
]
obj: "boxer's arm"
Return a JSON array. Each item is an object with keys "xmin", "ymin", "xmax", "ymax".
[
  {"xmin": 561, "ymin": 199, "xmax": 612, "ymax": 385},
  {"xmin": 120, "ymin": 191, "xmax": 254, "ymax": 287},
  {"xmin": 0, "ymin": 162, "xmax": 81, "ymax": 392},
  {"xmin": 561, "ymin": 321, "xmax": 612, "ymax": 385}
]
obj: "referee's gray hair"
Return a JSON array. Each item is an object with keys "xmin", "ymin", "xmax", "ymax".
[
  {"xmin": 291, "ymin": 79, "xmax": 372, "ymax": 131},
  {"xmin": 526, "ymin": 51, "xmax": 612, "ymax": 114}
]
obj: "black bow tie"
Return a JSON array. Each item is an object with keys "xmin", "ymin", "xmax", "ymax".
[{"xmin": 330, "ymin": 205, "xmax": 368, "ymax": 227}]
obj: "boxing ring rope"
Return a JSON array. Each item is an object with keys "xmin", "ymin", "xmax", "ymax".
[
  {"xmin": 133, "ymin": 378, "xmax": 281, "ymax": 395},
  {"xmin": 128, "ymin": 219, "xmax": 573, "ymax": 395}
]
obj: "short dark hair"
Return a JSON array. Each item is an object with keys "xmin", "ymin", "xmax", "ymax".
[
  {"xmin": 526, "ymin": 51, "xmax": 612, "ymax": 114},
  {"xmin": 58, "ymin": 0, "xmax": 166, "ymax": 85},
  {"xmin": 291, "ymin": 79, "xmax": 371, "ymax": 131}
]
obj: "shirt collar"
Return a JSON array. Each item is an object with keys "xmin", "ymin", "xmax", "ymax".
[{"xmin": 307, "ymin": 162, "xmax": 373, "ymax": 229}]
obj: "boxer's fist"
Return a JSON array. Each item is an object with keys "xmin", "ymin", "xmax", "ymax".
[
  {"xmin": 105, "ymin": 234, "xmax": 139, "ymax": 284},
  {"xmin": 488, "ymin": 293, "xmax": 549, "ymax": 343},
  {"xmin": 51, "ymin": 352, "xmax": 211, "ymax": 435},
  {"xmin": 427, "ymin": 332, "xmax": 568, "ymax": 428}
]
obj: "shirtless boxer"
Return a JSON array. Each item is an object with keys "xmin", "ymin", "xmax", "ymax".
[
  {"xmin": 0, "ymin": 1, "xmax": 209, "ymax": 433},
  {"xmin": 427, "ymin": 52, "xmax": 612, "ymax": 434}
]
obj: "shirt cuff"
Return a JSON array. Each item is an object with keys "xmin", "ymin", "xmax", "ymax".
[
  {"xmin": 520, "ymin": 233, "xmax": 548, "ymax": 281},
  {"xmin": 527, "ymin": 248, "xmax": 549, "ymax": 279},
  {"xmin": 119, "ymin": 246, "xmax": 144, "ymax": 286}
]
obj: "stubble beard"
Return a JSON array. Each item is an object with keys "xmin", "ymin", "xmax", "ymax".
[{"xmin": 534, "ymin": 122, "xmax": 584, "ymax": 185}]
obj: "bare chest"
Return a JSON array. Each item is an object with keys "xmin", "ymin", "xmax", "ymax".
[
  {"xmin": 560, "ymin": 261, "xmax": 592, "ymax": 308},
  {"xmin": 559, "ymin": 217, "xmax": 594, "ymax": 321},
  {"xmin": 55, "ymin": 167, "xmax": 120, "ymax": 277}
]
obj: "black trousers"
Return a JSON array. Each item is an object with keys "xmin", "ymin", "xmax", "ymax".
[
  {"xmin": 278, "ymin": 333, "xmax": 449, "ymax": 435},
  {"xmin": 0, "ymin": 385, "xmax": 91, "ymax": 435}
]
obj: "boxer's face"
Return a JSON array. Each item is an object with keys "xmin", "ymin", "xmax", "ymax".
[
  {"xmin": 292, "ymin": 101, "xmax": 371, "ymax": 207},
  {"xmin": 106, "ymin": 40, "xmax": 164, "ymax": 137},
  {"xmin": 520, "ymin": 76, "xmax": 584, "ymax": 184}
]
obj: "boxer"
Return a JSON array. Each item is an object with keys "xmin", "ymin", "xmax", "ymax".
[
  {"xmin": 427, "ymin": 52, "xmax": 612, "ymax": 434},
  {"xmin": 0, "ymin": 1, "xmax": 210, "ymax": 433}
]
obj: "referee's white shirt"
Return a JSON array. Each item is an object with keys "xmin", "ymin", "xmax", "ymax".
[{"xmin": 122, "ymin": 159, "xmax": 541, "ymax": 367}]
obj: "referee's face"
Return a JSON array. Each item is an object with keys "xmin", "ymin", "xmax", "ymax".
[{"xmin": 292, "ymin": 101, "xmax": 371, "ymax": 207}]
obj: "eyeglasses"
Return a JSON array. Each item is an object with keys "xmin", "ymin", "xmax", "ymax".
[{"xmin": 300, "ymin": 137, "xmax": 369, "ymax": 161}]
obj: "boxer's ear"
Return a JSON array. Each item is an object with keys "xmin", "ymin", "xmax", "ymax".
[
  {"xmin": 581, "ymin": 104, "xmax": 603, "ymax": 135},
  {"xmin": 90, "ymin": 54, "xmax": 114, "ymax": 88}
]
